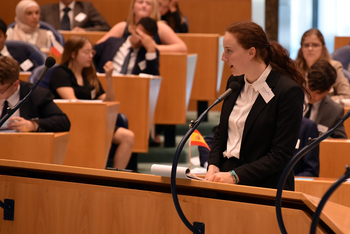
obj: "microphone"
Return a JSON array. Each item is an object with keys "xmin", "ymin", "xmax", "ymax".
[
  {"xmin": 0, "ymin": 57, "xmax": 56, "ymax": 127},
  {"xmin": 192, "ymin": 81, "xmax": 240, "ymax": 128},
  {"xmin": 171, "ymin": 81, "xmax": 240, "ymax": 234}
]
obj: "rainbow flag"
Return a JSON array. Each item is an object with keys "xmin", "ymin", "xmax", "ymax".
[{"xmin": 190, "ymin": 129, "xmax": 210, "ymax": 150}]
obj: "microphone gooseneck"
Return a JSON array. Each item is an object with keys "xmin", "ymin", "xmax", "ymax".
[
  {"xmin": 0, "ymin": 57, "xmax": 56, "ymax": 127},
  {"xmin": 171, "ymin": 81, "xmax": 240, "ymax": 234},
  {"xmin": 275, "ymin": 108, "xmax": 350, "ymax": 234}
]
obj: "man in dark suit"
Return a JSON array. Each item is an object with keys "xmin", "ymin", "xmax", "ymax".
[
  {"xmin": 40, "ymin": 0, "xmax": 110, "ymax": 31},
  {"xmin": 0, "ymin": 56, "xmax": 70, "ymax": 132},
  {"xmin": 0, "ymin": 18, "xmax": 40, "ymax": 71},
  {"xmin": 305, "ymin": 60, "xmax": 347, "ymax": 139},
  {"xmin": 93, "ymin": 17, "xmax": 159, "ymax": 76}
]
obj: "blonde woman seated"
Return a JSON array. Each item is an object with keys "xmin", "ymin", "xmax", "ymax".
[
  {"xmin": 96, "ymin": 0, "xmax": 187, "ymax": 52},
  {"xmin": 296, "ymin": 28, "xmax": 350, "ymax": 102},
  {"xmin": 49, "ymin": 35, "xmax": 135, "ymax": 169},
  {"xmin": 6, "ymin": 0, "xmax": 60, "ymax": 52}
]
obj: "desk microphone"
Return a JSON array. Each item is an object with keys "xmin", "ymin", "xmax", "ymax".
[
  {"xmin": 171, "ymin": 81, "xmax": 240, "ymax": 234},
  {"xmin": 0, "ymin": 57, "xmax": 56, "ymax": 128}
]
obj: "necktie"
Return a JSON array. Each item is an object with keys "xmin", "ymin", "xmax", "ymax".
[
  {"xmin": 120, "ymin": 48, "xmax": 133, "ymax": 74},
  {"xmin": 1, "ymin": 100, "xmax": 8, "ymax": 119},
  {"xmin": 304, "ymin": 103, "xmax": 313, "ymax": 119},
  {"xmin": 61, "ymin": 7, "xmax": 71, "ymax": 30}
]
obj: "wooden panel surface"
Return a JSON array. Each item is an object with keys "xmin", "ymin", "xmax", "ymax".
[
  {"xmin": 334, "ymin": 36, "xmax": 350, "ymax": 51},
  {"xmin": 0, "ymin": 132, "xmax": 69, "ymax": 164},
  {"xmin": 319, "ymin": 139, "xmax": 350, "ymax": 178},
  {"xmin": 98, "ymin": 75, "xmax": 161, "ymax": 153},
  {"xmin": 55, "ymin": 101, "xmax": 119, "ymax": 169}
]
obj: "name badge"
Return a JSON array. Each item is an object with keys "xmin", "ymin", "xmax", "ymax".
[
  {"xmin": 20, "ymin": 59, "xmax": 34, "ymax": 72},
  {"xmin": 295, "ymin": 139, "xmax": 300, "ymax": 149},
  {"xmin": 75, "ymin": 12, "xmax": 87, "ymax": 22},
  {"xmin": 259, "ymin": 82, "xmax": 274, "ymax": 104}
]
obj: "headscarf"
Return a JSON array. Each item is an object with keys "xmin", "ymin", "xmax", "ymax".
[{"xmin": 12, "ymin": 0, "xmax": 47, "ymax": 48}]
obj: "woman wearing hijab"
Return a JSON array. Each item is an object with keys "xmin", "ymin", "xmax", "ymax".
[{"xmin": 6, "ymin": 0, "xmax": 60, "ymax": 51}]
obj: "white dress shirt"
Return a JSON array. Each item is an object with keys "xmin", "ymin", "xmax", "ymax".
[
  {"xmin": 59, "ymin": 1, "xmax": 76, "ymax": 29},
  {"xmin": 223, "ymin": 65, "xmax": 272, "ymax": 159}
]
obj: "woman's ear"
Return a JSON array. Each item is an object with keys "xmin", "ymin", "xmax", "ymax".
[
  {"xmin": 248, "ymin": 47, "xmax": 256, "ymax": 59},
  {"xmin": 71, "ymin": 51, "xmax": 76, "ymax": 59}
]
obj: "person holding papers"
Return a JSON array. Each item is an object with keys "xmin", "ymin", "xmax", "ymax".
[
  {"xmin": 6, "ymin": 0, "xmax": 61, "ymax": 51},
  {"xmin": 205, "ymin": 21, "xmax": 306, "ymax": 190},
  {"xmin": 49, "ymin": 35, "xmax": 134, "ymax": 169},
  {"xmin": 0, "ymin": 56, "xmax": 70, "ymax": 132}
]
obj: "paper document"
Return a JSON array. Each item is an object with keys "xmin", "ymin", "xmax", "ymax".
[{"xmin": 151, "ymin": 164, "xmax": 206, "ymax": 181}]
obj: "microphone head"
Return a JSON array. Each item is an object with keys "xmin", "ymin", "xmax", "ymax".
[
  {"xmin": 45, "ymin": 57, "xmax": 56, "ymax": 68},
  {"xmin": 229, "ymin": 82, "xmax": 240, "ymax": 92}
]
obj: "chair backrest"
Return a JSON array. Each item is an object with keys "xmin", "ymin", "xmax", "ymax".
[
  {"xmin": 332, "ymin": 45, "xmax": 350, "ymax": 71},
  {"xmin": 343, "ymin": 69, "xmax": 350, "ymax": 83},
  {"xmin": 5, "ymin": 40, "xmax": 48, "ymax": 68},
  {"xmin": 28, "ymin": 64, "xmax": 58, "ymax": 89},
  {"xmin": 7, "ymin": 21, "xmax": 65, "ymax": 46}
]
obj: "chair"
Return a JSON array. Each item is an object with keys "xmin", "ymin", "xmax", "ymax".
[
  {"xmin": 5, "ymin": 40, "xmax": 48, "ymax": 70},
  {"xmin": 343, "ymin": 69, "xmax": 350, "ymax": 83},
  {"xmin": 331, "ymin": 45, "xmax": 350, "ymax": 71},
  {"xmin": 28, "ymin": 64, "xmax": 58, "ymax": 88},
  {"xmin": 7, "ymin": 21, "xmax": 65, "ymax": 46}
]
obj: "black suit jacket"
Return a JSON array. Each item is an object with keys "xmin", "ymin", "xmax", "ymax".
[
  {"xmin": 18, "ymin": 81, "xmax": 70, "ymax": 132},
  {"xmin": 293, "ymin": 117, "xmax": 319, "ymax": 177},
  {"xmin": 40, "ymin": 1, "xmax": 110, "ymax": 31},
  {"xmin": 93, "ymin": 37, "xmax": 160, "ymax": 75},
  {"xmin": 208, "ymin": 70, "xmax": 304, "ymax": 190},
  {"xmin": 6, "ymin": 45, "xmax": 39, "ymax": 71}
]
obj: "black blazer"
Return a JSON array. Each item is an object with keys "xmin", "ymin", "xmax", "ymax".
[
  {"xmin": 40, "ymin": 1, "xmax": 110, "ymax": 31},
  {"xmin": 93, "ymin": 37, "xmax": 160, "ymax": 76},
  {"xmin": 208, "ymin": 70, "xmax": 304, "ymax": 190},
  {"xmin": 18, "ymin": 81, "xmax": 70, "ymax": 132},
  {"xmin": 7, "ymin": 45, "xmax": 40, "ymax": 71}
]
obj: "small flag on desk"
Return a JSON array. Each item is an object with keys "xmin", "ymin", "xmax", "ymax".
[
  {"xmin": 190, "ymin": 129, "xmax": 210, "ymax": 150},
  {"xmin": 51, "ymin": 40, "xmax": 63, "ymax": 57}
]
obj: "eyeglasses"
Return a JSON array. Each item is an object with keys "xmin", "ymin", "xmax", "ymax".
[
  {"xmin": 0, "ymin": 81, "xmax": 14, "ymax": 95},
  {"xmin": 82, "ymin": 49, "xmax": 96, "ymax": 56},
  {"xmin": 302, "ymin": 43, "xmax": 322, "ymax": 49}
]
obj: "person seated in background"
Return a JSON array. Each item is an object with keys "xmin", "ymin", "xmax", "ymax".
[
  {"xmin": 157, "ymin": 0, "xmax": 188, "ymax": 33},
  {"xmin": 96, "ymin": 0, "xmax": 187, "ymax": 53},
  {"xmin": 293, "ymin": 117, "xmax": 319, "ymax": 177},
  {"xmin": 296, "ymin": 28, "xmax": 350, "ymax": 102},
  {"xmin": 49, "ymin": 35, "xmax": 134, "ymax": 169},
  {"xmin": 94, "ymin": 17, "xmax": 159, "ymax": 75},
  {"xmin": 6, "ymin": 0, "xmax": 61, "ymax": 52},
  {"xmin": 305, "ymin": 60, "xmax": 347, "ymax": 138},
  {"xmin": 40, "ymin": 0, "xmax": 110, "ymax": 32},
  {"xmin": 0, "ymin": 56, "xmax": 70, "ymax": 132},
  {"xmin": 0, "ymin": 18, "xmax": 42, "ymax": 72}
]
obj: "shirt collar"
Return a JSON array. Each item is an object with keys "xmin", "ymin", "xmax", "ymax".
[
  {"xmin": 243, "ymin": 64, "xmax": 272, "ymax": 92},
  {"xmin": 59, "ymin": 0, "xmax": 75, "ymax": 11},
  {"xmin": 6, "ymin": 83, "xmax": 20, "ymax": 108},
  {"xmin": 0, "ymin": 46, "xmax": 11, "ymax": 57}
]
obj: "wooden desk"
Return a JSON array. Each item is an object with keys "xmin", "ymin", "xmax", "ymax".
[
  {"xmin": 0, "ymin": 132, "xmax": 69, "ymax": 164},
  {"xmin": 19, "ymin": 72, "xmax": 30, "ymax": 82},
  {"xmin": 60, "ymin": 30, "xmax": 106, "ymax": 45},
  {"xmin": 295, "ymin": 177, "xmax": 350, "ymax": 208},
  {"xmin": 344, "ymin": 107, "xmax": 350, "ymax": 138},
  {"xmin": 55, "ymin": 101, "xmax": 119, "ymax": 169},
  {"xmin": 334, "ymin": 36, "xmax": 350, "ymax": 51},
  {"xmin": 98, "ymin": 75, "xmax": 161, "ymax": 153},
  {"xmin": 155, "ymin": 52, "xmax": 196, "ymax": 124},
  {"xmin": 319, "ymin": 139, "xmax": 350, "ymax": 178},
  {"xmin": 0, "ymin": 159, "xmax": 348, "ymax": 233},
  {"xmin": 178, "ymin": 33, "xmax": 224, "ymax": 102}
]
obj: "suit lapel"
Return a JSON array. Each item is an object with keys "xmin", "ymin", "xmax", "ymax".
[
  {"xmin": 73, "ymin": 2, "xmax": 83, "ymax": 28},
  {"xmin": 315, "ymin": 96, "xmax": 328, "ymax": 124},
  {"xmin": 242, "ymin": 70, "xmax": 278, "ymax": 139},
  {"xmin": 52, "ymin": 4, "xmax": 61, "ymax": 29}
]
